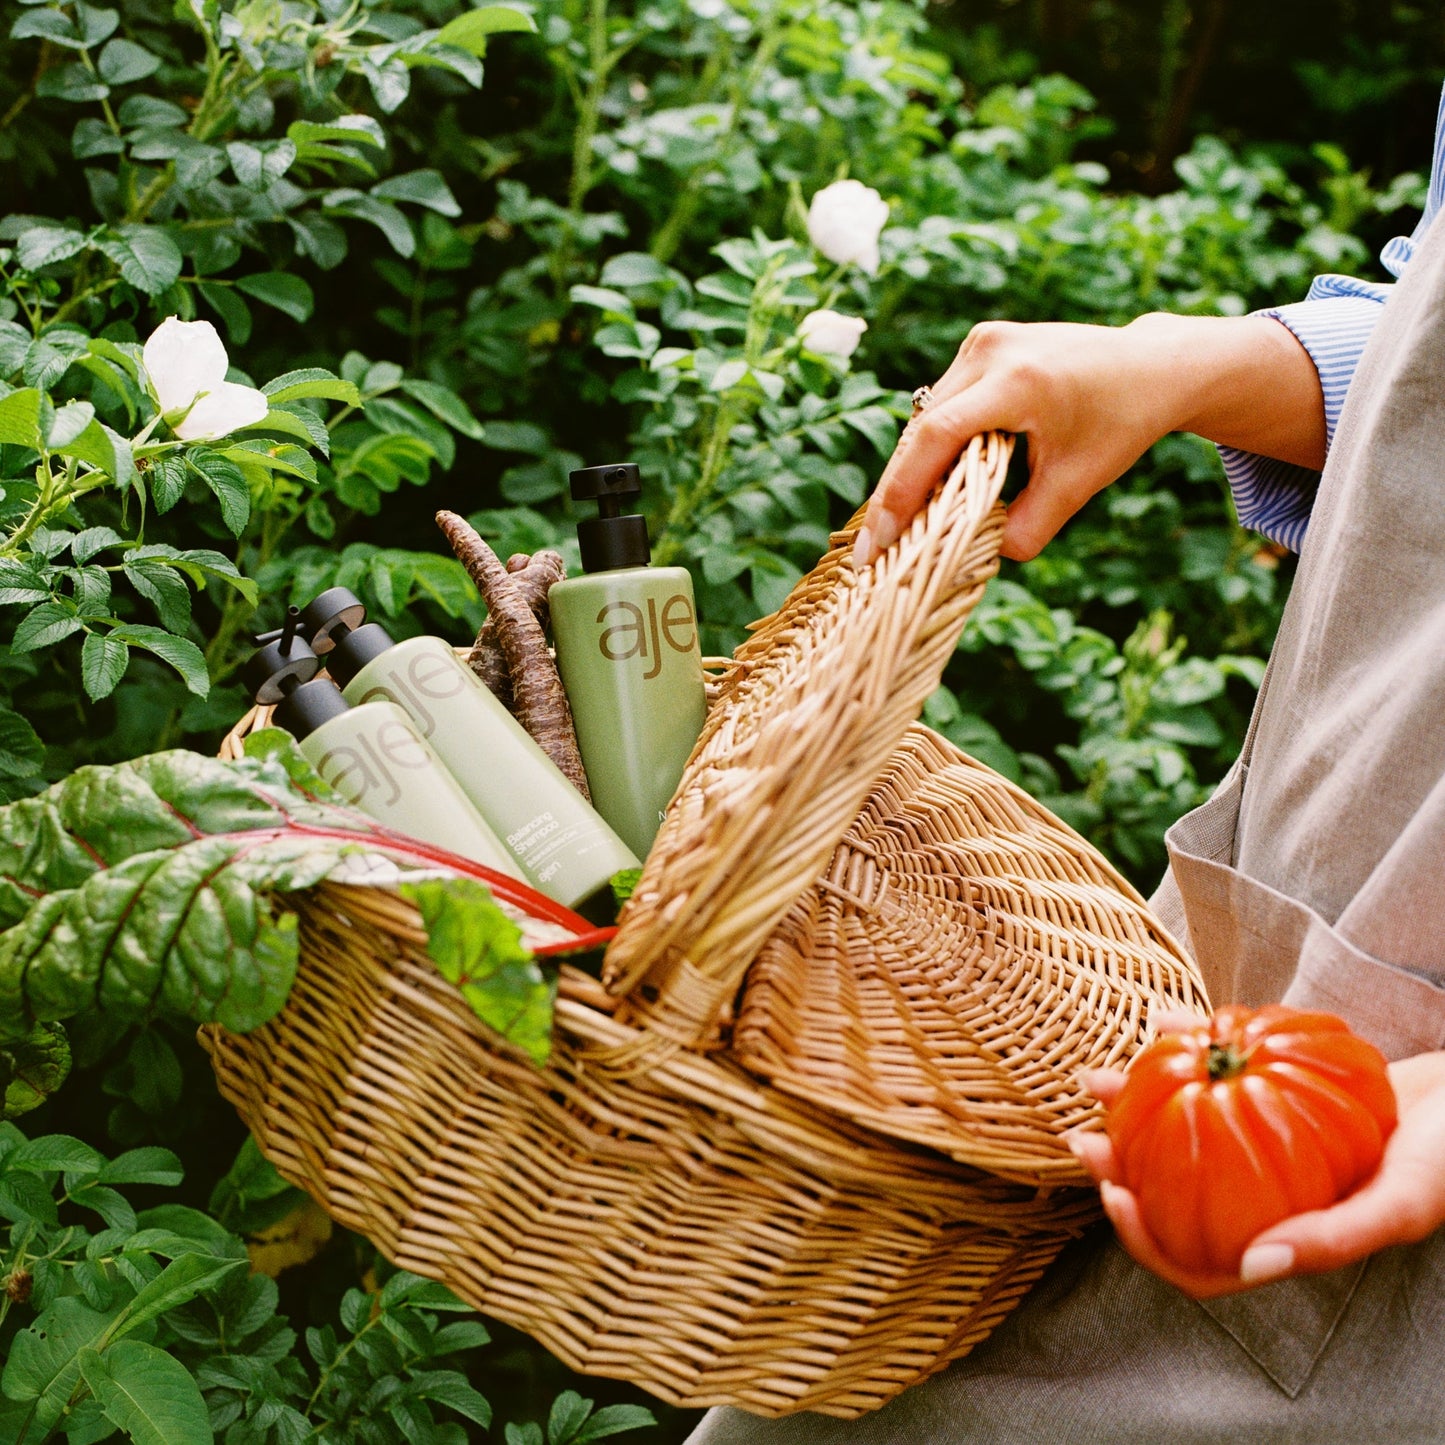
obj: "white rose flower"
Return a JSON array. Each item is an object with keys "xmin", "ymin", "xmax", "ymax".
[
  {"xmin": 142, "ymin": 317, "xmax": 269, "ymax": 441},
  {"xmin": 806, "ymin": 179, "xmax": 890, "ymax": 274},
  {"xmin": 798, "ymin": 308, "xmax": 868, "ymax": 359}
]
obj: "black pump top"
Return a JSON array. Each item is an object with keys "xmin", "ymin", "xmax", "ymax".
[
  {"xmin": 300, "ymin": 586, "xmax": 368, "ymax": 654},
  {"xmin": 570, "ymin": 462, "xmax": 650, "ymax": 573},
  {"xmin": 244, "ymin": 607, "xmax": 322, "ymax": 704},
  {"xmin": 273, "ymin": 677, "xmax": 351, "ymax": 740},
  {"xmin": 326, "ymin": 622, "xmax": 397, "ymax": 688},
  {"xmin": 244, "ymin": 607, "xmax": 350, "ymax": 740}
]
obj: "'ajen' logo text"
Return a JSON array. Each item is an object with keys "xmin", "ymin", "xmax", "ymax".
[{"xmin": 597, "ymin": 594, "xmax": 696, "ymax": 680}]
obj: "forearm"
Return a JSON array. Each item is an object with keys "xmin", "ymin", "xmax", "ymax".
[{"xmin": 1126, "ymin": 312, "xmax": 1327, "ymax": 471}]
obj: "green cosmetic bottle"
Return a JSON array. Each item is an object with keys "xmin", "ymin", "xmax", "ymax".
[
  {"xmin": 548, "ymin": 463, "xmax": 708, "ymax": 859},
  {"xmin": 300, "ymin": 587, "xmax": 639, "ymax": 915},
  {"xmin": 245, "ymin": 625, "xmax": 522, "ymax": 880}
]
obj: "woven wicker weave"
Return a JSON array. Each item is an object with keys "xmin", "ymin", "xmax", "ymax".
[{"xmin": 205, "ymin": 429, "xmax": 1208, "ymax": 1417}]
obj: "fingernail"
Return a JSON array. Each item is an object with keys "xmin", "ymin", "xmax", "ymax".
[
  {"xmin": 1239, "ymin": 1243, "xmax": 1294, "ymax": 1284},
  {"xmin": 1078, "ymin": 1069, "xmax": 1111, "ymax": 1096},
  {"xmin": 852, "ymin": 525, "xmax": 875, "ymax": 568},
  {"xmin": 1099, "ymin": 1180, "xmax": 1124, "ymax": 1211},
  {"xmin": 871, "ymin": 508, "xmax": 902, "ymax": 552}
]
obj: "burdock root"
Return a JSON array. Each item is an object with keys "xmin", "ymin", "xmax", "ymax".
[{"xmin": 436, "ymin": 511, "xmax": 591, "ymax": 802}]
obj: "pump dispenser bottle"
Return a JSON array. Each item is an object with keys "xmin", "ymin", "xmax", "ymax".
[
  {"xmin": 548, "ymin": 463, "xmax": 708, "ymax": 858},
  {"xmin": 245, "ymin": 619, "xmax": 521, "ymax": 880},
  {"xmin": 299, "ymin": 588, "xmax": 639, "ymax": 913}
]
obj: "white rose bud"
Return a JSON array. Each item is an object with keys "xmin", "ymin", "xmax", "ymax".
[
  {"xmin": 806, "ymin": 179, "xmax": 889, "ymax": 274},
  {"xmin": 798, "ymin": 308, "xmax": 867, "ymax": 359},
  {"xmin": 142, "ymin": 317, "xmax": 269, "ymax": 442}
]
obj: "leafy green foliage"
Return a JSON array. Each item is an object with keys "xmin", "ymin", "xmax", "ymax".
[
  {"xmin": 0, "ymin": 1123, "xmax": 648, "ymax": 1445},
  {"xmin": 0, "ymin": 744, "xmax": 573, "ymax": 1089}
]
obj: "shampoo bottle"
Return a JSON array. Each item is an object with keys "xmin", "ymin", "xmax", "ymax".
[
  {"xmin": 299, "ymin": 588, "xmax": 640, "ymax": 913},
  {"xmin": 245, "ymin": 624, "xmax": 521, "ymax": 880},
  {"xmin": 548, "ymin": 463, "xmax": 708, "ymax": 858}
]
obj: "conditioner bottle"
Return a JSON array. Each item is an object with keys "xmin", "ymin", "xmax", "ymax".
[
  {"xmin": 300, "ymin": 588, "xmax": 639, "ymax": 914},
  {"xmin": 548, "ymin": 463, "xmax": 708, "ymax": 859},
  {"xmin": 246, "ymin": 625, "xmax": 521, "ymax": 880}
]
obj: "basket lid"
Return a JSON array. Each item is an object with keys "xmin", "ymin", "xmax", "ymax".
[
  {"xmin": 731, "ymin": 725, "xmax": 1207, "ymax": 1184},
  {"xmin": 605, "ymin": 431, "xmax": 1015, "ymax": 1045}
]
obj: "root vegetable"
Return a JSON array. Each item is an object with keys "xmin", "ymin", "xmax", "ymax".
[
  {"xmin": 464, "ymin": 550, "xmax": 566, "ymax": 711},
  {"xmin": 436, "ymin": 511, "xmax": 591, "ymax": 801}
]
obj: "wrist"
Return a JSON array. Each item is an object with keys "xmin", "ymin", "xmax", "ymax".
[{"xmin": 1124, "ymin": 312, "xmax": 1326, "ymax": 468}]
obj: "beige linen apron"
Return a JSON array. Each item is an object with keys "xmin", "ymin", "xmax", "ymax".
[{"xmin": 686, "ymin": 215, "xmax": 1445, "ymax": 1445}]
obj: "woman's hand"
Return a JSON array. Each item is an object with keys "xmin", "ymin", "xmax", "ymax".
[
  {"xmin": 1069, "ymin": 1042, "xmax": 1445, "ymax": 1299},
  {"xmin": 853, "ymin": 312, "xmax": 1327, "ymax": 566}
]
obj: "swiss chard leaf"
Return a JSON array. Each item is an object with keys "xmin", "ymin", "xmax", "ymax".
[{"xmin": 0, "ymin": 744, "xmax": 580, "ymax": 1063}]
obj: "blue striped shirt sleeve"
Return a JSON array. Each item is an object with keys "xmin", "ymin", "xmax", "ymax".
[{"xmin": 1217, "ymin": 82, "xmax": 1445, "ymax": 550}]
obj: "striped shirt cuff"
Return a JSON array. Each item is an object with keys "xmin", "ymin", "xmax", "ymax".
[{"xmin": 1216, "ymin": 293, "xmax": 1387, "ymax": 550}]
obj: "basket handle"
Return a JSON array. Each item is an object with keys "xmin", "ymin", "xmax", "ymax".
[{"xmin": 604, "ymin": 430, "xmax": 1015, "ymax": 1049}]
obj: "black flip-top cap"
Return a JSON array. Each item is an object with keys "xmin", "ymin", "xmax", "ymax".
[
  {"xmin": 301, "ymin": 586, "xmax": 368, "ymax": 655},
  {"xmin": 570, "ymin": 462, "xmax": 650, "ymax": 573},
  {"xmin": 244, "ymin": 631, "xmax": 322, "ymax": 705},
  {"xmin": 326, "ymin": 621, "xmax": 397, "ymax": 688},
  {"xmin": 274, "ymin": 677, "xmax": 351, "ymax": 740}
]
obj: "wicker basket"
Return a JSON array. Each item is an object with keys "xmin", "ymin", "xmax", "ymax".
[{"xmin": 205, "ymin": 431, "xmax": 1208, "ymax": 1418}]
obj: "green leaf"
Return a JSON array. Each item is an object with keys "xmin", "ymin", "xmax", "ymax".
[
  {"xmin": 187, "ymin": 448, "xmax": 250, "ymax": 534},
  {"xmin": 0, "ymin": 559, "xmax": 51, "ymax": 606},
  {"xmin": 609, "ymin": 867, "xmax": 642, "ymax": 906},
  {"xmin": 399, "ymin": 380, "xmax": 483, "ymax": 439},
  {"xmin": 147, "ymin": 455, "xmax": 187, "ymax": 512},
  {"xmin": 570, "ymin": 1403, "xmax": 658, "ymax": 1442},
  {"xmin": 286, "ymin": 116, "xmax": 385, "ymax": 150},
  {"xmin": 434, "ymin": 4, "xmax": 535, "ymax": 55},
  {"xmin": 11, "ymin": 9, "xmax": 82, "ymax": 46},
  {"xmin": 323, "ymin": 190, "xmax": 415, "ymax": 257},
  {"xmin": 45, "ymin": 400, "xmax": 95, "ymax": 449},
  {"xmin": 262, "ymin": 368, "xmax": 359, "ymax": 406},
  {"xmin": 107, "ymin": 625, "xmax": 209, "ymax": 695},
  {"xmin": 96, "ymin": 38, "xmax": 159, "ymax": 84},
  {"xmin": 7, "ymin": 1132, "xmax": 103, "ymax": 1173},
  {"xmin": 400, "ymin": 878, "xmax": 555, "ymax": 1065},
  {"xmin": 98, "ymin": 1146, "xmax": 183, "ymax": 1186},
  {"xmin": 12, "ymin": 601, "xmax": 84, "ymax": 653},
  {"xmin": 70, "ymin": 526, "xmax": 123, "ymax": 563},
  {"xmin": 410, "ymin": 1370, "xmax": 492, "ymax": 1428},
  {"xmin": 2, "ymin": 1297, "xmax": 118, "ymax": 1432},
  {"xmin": 95, "ymin": 227, "xmax": 182, "ymax": 296},
  {"xmin": 242, "ymin": 404, "xmax": 329, "ymax": 456},
  {"xmin": 111, "ymin": 1252, "xmax": 247, "ymax": 1341},
  {"xmin": 0, "ymin": 320, "xmax": 32, "ymax": 377},
  {"xmin": 598, "ymin": 252, "xmax": 672, "ymax": 289},
  {"xmin": 16, "ymin": 225, "xmax": 89, "ymax": 272},
  {"xmin": 82, "ymin": 632, "xmax": 129, "ymax": 701},
  {"xmin": 1, "ymin": 1022, "xmax": 70, "ymax": 1118},
  {"xmin": 124, "ymin": 559, "xmax": 192, "ymax": 633},
  {"xmin": 79, "ymin": 1341, "xmax": 212, "ymax": 1445},
  {"xmin": 234, "ymin": 272, "xmax": 314, "ymax": 323},
  {"xmin": 24, "ymin": 327, "xmax": 90, "ymax": 390},
  {"xmin": 547, "ymin": 1391, "xmax": 592, "ymax": 1445},
  {"xmin": 36, "ymin": 62, "xmax": 109, "ymax": 103},
  {"xmin": 225, "ymin": 138, "xmax": 295, "ymax": 189},
  {"xmin": 0, "ymin": 707, "xmax": 44, "ymax": 783},
  {"xmin": 0, "ymin": 387, "xmax": 42, "ymax": 448},
  {"xmin": 371, "ymin": 170, "xmax": 460, "ymax": 217}
]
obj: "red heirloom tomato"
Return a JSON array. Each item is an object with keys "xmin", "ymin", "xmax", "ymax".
[{"xmin": 1106, "ymin": 1005, "xmax": 1398, "ymax": 1275}]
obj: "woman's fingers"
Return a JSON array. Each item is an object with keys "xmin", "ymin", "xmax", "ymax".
[
  {"xmin": 1099, "ymin": 1181, "xmax": 1245, "ymax": 1299},
  {"xmin": 854, "ymin": 375, "xmax": 1020, "ymax": 565}
]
